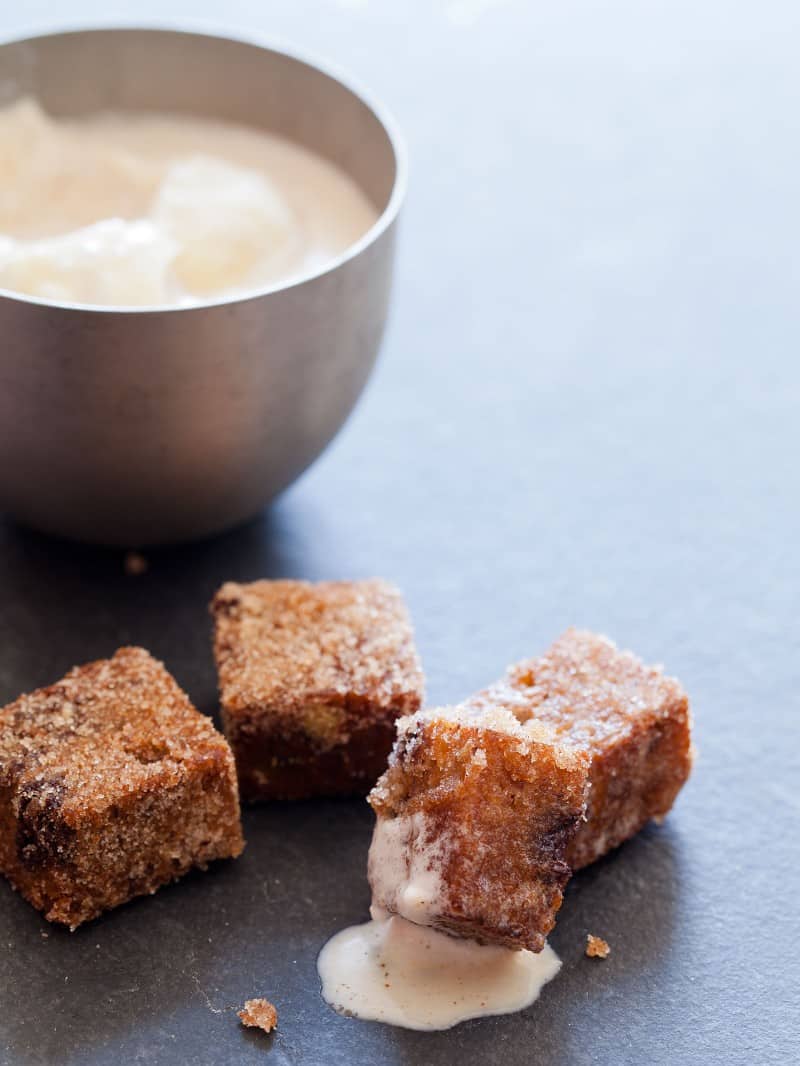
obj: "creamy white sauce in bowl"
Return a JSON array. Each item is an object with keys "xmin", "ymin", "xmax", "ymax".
[{"xmin": 0, "ymin": 99, "xmax": 378, "ymax": 308}]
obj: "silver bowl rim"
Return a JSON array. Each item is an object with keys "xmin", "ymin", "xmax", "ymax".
[{"xmin": 0, "ymin": 19, "xmax": 407, "ymax": 316}]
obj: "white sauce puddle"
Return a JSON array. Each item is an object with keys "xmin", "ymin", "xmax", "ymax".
[{"xmin": 318, "ymin": 910, "xmax": 561, "ymax": 1031}]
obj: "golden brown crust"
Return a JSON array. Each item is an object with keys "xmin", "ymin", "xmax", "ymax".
[
  {"xmin": 211, "ymin": 579, "xmax": 424, "ymax": 800},
  {"xmin": 0, "ymin": 648, "xmax": 244, "ymax": 927},
  {"xmin": 586, "ymin": 934, "xmax": 610, "ymax": 958},
  {"xmin": 369, "ymin": 711, "xmax": 589, "ymax": 952},
  {"xmin": 473, "ymin": 629, "xmax": 693, "ymax": 868},
  {"xmin": 238, "ymin": 998, "xmax": 278, "ymax": 1032}
]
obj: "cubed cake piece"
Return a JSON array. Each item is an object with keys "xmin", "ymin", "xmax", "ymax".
[
  {"xmin": 0, "ymin": 647, "xmax": 244, "ymax": 928},
  {"xmin": 368, "ymin": 704, "xmax": 589, "ymax": 951},
  {"xmin": 211, "ymin": 579, "xmax": 424, "ymax": 801},
  {"xmin": 472, "ymin": 629, "xmax": 693, "ymax": 868}
]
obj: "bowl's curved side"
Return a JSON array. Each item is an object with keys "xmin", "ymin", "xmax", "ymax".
[{"xmin": 0, "ymin": 219, "xmax": 396, "ymax": 546}]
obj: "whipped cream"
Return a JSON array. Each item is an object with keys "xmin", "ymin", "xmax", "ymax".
[{"xmin": 0, "ymin": 99, "xmax": 377, "ymax": 307}]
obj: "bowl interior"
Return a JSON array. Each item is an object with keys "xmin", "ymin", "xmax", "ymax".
[{"xmin": 0, "ymin": 27, "xmax": 399, "ymax": 217}]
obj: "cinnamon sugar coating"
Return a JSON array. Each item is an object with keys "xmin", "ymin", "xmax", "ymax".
[
  {"xmin": 211, "ymin": 579, "xmax": 424, "ymax": 801},
  {"xmin": 0, "ymin": 647, "xmax": 244, "ymax": 928},
  {"xmin": 369, "ymin": 706, "xmax": 589, "ymax": 951},
  {"xmin": 473, "ymin": 629, "xmax": 693, "ymax": 868}
]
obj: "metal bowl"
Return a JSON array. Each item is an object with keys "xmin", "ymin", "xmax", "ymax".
[{"xmin": 0, "ymin": 26, "xmax": 405, "ymax": 545}]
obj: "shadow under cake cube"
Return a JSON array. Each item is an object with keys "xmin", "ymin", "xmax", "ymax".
[
  {"xmin": 0, "ymin": 647, "xmax": 244, "ymax": 928},
  {"xmin": 368, "ymin": 705, "xmax": 590, "ymax": 952},
  {"xmin": 211, "ymin": 579, "xmax": 424, "ymax": 801},
  {"xmin": 475, "ymin": 628, "xmax": 693, "ymax": 869}
]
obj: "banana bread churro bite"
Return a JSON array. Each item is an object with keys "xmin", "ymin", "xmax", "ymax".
[
  {"xmin": 368, "ymin": 705, "xmax": 590, "ymax": 952},
  {"xmin": 211, "ymin": 579, "xmax": 424, "ymax": 801},
  {"xmin": 0, "ymin": 648, "xmax": 244, "ymax": 929},
  {"xmin": 367, "ymin": 629, "xmax": 692, "ymax": 951},
  {"xmin": 475, "ymin": 629, "xmax": 693, "ymax": 869}
]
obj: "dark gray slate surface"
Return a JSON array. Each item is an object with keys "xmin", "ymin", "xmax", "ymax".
[{"xmin": 1, "ymin": 2, "xmax": 799, "ymax": 1063}]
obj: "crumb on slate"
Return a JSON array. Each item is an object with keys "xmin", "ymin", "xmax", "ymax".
[
  {"xmin": 124, "ymin": 551, "xmax": 148, "ymax": 577},
  {"xmin": 238, "ymin": 998, "xmax": 278, "ymax": 1033},
  {"xmin": 586, "ymin": 934, "xmax": 611, "ymax": 958}
]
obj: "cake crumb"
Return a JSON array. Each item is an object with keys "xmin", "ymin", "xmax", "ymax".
[
  {"xmin": 238, "ymin": 998, "xmax": 278, "ymax": 1033},
  {"xmin": 586, "ymin": 934, "xmax": 610, "ymax": 958},
  {"xmin": 124, "ymin": 551, "xmax": 148, "ymax": 576}
]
